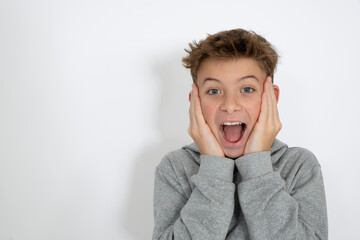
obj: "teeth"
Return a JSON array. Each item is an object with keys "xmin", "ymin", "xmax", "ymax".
[{"xmin": 222, "ymin": 122, "xmax": 242, "ymax": 126}]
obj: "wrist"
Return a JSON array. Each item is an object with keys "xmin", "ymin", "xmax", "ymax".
[
  {"xmin": 197, "ymin": 141, "xmax": 224, "ymax": 157},
  {"xmin": 235, "ymin": 151, "xmax": 273, "ymax": 180}
]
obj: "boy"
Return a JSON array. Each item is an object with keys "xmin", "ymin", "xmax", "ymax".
[{"xmin": 152, "ymin": 29, "xmax": 328, "ymax": 240}]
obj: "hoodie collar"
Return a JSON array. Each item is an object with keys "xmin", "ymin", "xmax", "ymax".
[{"xmin": 182, "ymin": 139, "xmax": 288, "ymax": 165}]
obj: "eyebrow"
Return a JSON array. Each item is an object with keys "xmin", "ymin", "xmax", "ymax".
[
  {"xmin": 240, "ymin": 75, "xmax": 260, "ymax": 82},
  {"xmin": 202, "ymin": 75, "xmax": 259, "ymax": 86}
]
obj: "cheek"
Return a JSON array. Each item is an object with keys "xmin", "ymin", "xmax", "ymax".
[{"xmin": 200, "ymin": 98, "xmax": 217, "ymax": 125}]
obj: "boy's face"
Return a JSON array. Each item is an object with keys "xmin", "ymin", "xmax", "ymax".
[{"xmin": 196, "ymin": 57, "xmax": 269, "ymax": 158}]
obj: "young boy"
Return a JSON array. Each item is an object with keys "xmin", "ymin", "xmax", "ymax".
[{"xmin": 152, "ymin": 29, "xmax": 328, "ymax": 240}]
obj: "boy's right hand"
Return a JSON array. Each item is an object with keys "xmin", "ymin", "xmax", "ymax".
[{"xmin": 188, "ymin": 84, "xmax": 224, "ymax": 157}]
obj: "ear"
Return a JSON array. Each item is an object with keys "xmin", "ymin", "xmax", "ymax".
[{"xmin": 273, "ymin": 85, "xmax": 280, "ymax": 102}]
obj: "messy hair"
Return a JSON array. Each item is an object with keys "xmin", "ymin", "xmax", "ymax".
[{"xmin": 182, "ymin": 29, "xmax": 279, "ymax": 83}]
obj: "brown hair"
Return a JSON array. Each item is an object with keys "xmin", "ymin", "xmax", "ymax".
[{"xmin": 182, "ymin": 29, "xmax": 279, "ymax": 83}]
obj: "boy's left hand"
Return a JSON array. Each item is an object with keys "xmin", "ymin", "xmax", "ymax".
[{"xmin": 244, "ymin": 77, "xmax": 282, "ymax": 155}]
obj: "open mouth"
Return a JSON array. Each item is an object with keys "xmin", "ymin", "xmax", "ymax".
[{"xmin": 220, "ymin": 122, "xmax": 246, "ymax": 143}]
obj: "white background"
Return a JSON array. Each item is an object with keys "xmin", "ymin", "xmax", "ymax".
[{"xmin": 1, "ymin": 0, "xmax": 360, "ymax": 239}]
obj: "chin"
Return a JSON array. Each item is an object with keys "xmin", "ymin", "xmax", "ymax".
[{"xmin": 224, "ymin": 149, "xmax": 244, "ymax": 159}]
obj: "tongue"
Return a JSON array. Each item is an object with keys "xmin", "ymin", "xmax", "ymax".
[{"xmin": 223, "ymin": 125, "xmax": 242, "ymax": 143}]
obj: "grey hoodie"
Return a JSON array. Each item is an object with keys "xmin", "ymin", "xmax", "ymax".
[{"xmin": 152, "ymin": 139, "xmax": 328, "ymax": 240}]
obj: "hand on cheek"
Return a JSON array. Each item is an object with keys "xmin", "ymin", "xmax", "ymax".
[
  {"xmin": 188, "ymin": 83, "xmax": 224, "ymax": 157},
  {"xmin": 244, "ymin": 77, "xmax": 282, "ymax": 155}
]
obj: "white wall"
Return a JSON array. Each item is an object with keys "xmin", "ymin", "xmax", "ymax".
[{"xmin": 1, "ymin": 0, "xmax": 359, "ymax": 239}]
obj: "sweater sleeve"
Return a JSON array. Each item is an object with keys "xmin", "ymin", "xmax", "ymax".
[
  {"xmin": 235, "ymin": 151, "xmax": 328, "ymax": 240},
  {"xmin": 152, "ymin": 154, "xmax": 236, "ymax": 240}
]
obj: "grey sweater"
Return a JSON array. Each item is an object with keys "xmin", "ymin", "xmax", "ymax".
[{"xmin": 152, "ymin": 139, "xmax": 328, "ymax": 240}]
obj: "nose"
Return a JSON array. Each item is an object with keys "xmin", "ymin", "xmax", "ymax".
[{"xmin": 220, "ymin": 94, "xmax": 242, "ymax": 113}]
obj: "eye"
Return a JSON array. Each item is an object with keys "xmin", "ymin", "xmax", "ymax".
[
  {"xmin": 241, "ymin": 87, "xmax": 254, "ymax": 93},
  {"xmin": 207, "ymin": 89, "xmax": 221, "ymax": 95}
]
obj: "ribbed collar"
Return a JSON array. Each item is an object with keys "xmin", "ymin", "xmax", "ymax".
[{"xmin": 182, "ymin": 139, "xmax": 288, "ymax": 165}]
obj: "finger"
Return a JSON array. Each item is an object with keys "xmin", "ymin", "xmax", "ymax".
[
  {"xmin": 192, "ymin": 84, "xmax": 206, "ymax": 126},
  {"xmin": 266, "ymin": 78, "xmax": 281, "ymax": 132},
  {"xmin": 266, "ymin": 78, "xmax": 275, "ymax": 123},
  {"xmin": 267, "ymin": 79, "xmax": 281, "ymax": 125},
  {"xmin": 189, "ymin": 84, "xmax": 198, "ymax": 130},
  {"xmin": 268, "ymin": 78, "xmax": 277, "ymax": 111},
  {"xmin": 189, "ymin": 85, "xmax": 194, "ymax": 118},
  {"xmin": 258, "ymin": 92, "xmax": 268, "ymax": 125},
  {"xmin": 259, "ymin": 78, "xmax": 271, "ymax": 123}
]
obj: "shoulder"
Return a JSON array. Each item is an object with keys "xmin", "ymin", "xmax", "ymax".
[
  {"xmin": 155, "ymin": 143, "xmax": 201, "ymax": 198},
  {"xmin": 274, "ymin": 144, "xmax": 323, "ymax": 192},
  {"xmin": 271, "ymin": 139, "xmax": 320, "ymax": 170},
  {"xmin": 156, "ymin": 142, "xmax": 201, "ymax": 179},
  {"xmin": 281, "ymin": 146, "xmax": 320, "ymax": 169},
  {"xmin": 272, "ymin": 140, "xmax": 322, "ymax": 181}
]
